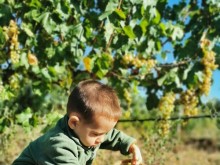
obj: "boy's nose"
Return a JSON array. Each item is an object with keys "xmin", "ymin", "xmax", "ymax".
[{"xmin": 96, "ymin": 136, "xmax": 104, "ymax": 144}]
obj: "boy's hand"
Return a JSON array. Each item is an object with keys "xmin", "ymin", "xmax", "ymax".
[{"xmin": 128, "ymin": 143, "xmax": 142, "ymax": 165}]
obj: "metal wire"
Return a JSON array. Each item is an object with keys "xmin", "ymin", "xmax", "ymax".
[{"xmin": 118, "ymin": 114, "xmax": 220, "ymax": 123}]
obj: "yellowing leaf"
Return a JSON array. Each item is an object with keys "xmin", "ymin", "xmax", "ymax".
[
  {"xmin": 114, "ymin": 8, "xmax": 126, "ymax": 19},
  {"xmin": 28, "ymin": 51, "xmax": 38, "ymax": 65},
  {"xmin": 83, "ymin": 57, "xmax": 92, "ymax": 72},
  {"xmin": 152, "ymin": 9, "xmax": 161, "ymax": 24},
  {"xmin": 123, "ymin": 26, "xmax": 136, "ymax": 39}
]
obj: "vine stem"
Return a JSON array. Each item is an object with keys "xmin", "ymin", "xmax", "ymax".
[
  {"xmin": 118, "ymin": 0, "xmax": 123, "ymax": 9},
  {"xmin": 157, "ymin": 58, "xmax": 192, "ymax": 68}
]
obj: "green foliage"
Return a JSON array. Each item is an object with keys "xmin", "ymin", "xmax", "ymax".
[{"xmin": 0, "ymin": 0, "xmax": 220, "ymax": 136}]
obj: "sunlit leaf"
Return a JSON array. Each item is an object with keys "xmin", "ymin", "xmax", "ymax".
[
  {"xmin": 183, "ymin": 63, "xmax": 193, "ymax": 80},
  {"xmin": 130, "ymin": 0, "xmax": 142, "ymax": 5},
  {"xmin": 158, "ymin": 74, "xmax": 167, "ymax": 86},
  {"xmin": 105, "ymin": 1, "xmax": 118, "ymax": 12},
  {"xmin": 172, "ymin": 26, "xmax": 184, "ymax": 40},
  {"xmin": 159, "ymin": 22, "xmax": 167, "ymax": 35},
  {"xmin": 104, "ymin": 19, "xmax": 114, "ymax": 44},
  {"xmin": 123, "ymin": 25, "xmax": 136, "ymax": 39},
  {"xmin": 140, "ymin": 18, "xmax": 149, "ymax": 34},
  {"xmin": 21, "ymin": 22, "xmax": 34, "ymax": 37},
  {"xmin": 36, "ymin": 12, "xmax": 56, "ymax": 33},
  {"xmin": 24, "ymin": 9, "xmax": 40, "ymax": 21},
  {"xmin": 152, "ymin": 9, "xmax": 161, "ymax": 24},
  {"xmin": 99, "ymin": 11, "xmax": 113, "ymax": 20},
  {"xmin": 0, "ymin": 27, "xmax": 6, "ymax": 48},
  {"xmin": 175, "ymin": 75, "xmax": 181, "ymax": 87},
  {"xmin": 114, "ymin": 8, "xmax": 126, "ymax": 20},
  {"xmin": 41, "ymin": 68, "xmax": 51, "ymax": 81},
  {"xmin": 156, "ymin": 41, "xmax": 162, "ymax": 51},
  {"xmin": 195, "ymin": 71, "xmax": 204, "ymax": 82},
  {"xmin": 29, "ymin": 0, "xmax": 42, "ymax": 8},
  {"xmin": 16, "ymin": 108, "xmax": 32, "ymax": 126}
]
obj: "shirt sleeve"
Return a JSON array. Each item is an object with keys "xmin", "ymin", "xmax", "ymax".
[{"xmin": 99, "ymin": 128, "xmax": 136, "ymax": 155}]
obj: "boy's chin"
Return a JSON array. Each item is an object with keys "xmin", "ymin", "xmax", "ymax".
[
  {"xmin": 88, "ymin": 144, "xmax": 95, "ymax": 147},
  {"xmin": 89, "ymin": 144, "xmax": 99, "ymax": 148},
  {"xmin": 82, "ymin": 143, "xmax": 94, "ymax": 147}
]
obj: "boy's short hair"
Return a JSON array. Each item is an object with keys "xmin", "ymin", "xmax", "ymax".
[{"xmin": 67, "ymin": 80, "xmax": 122, "ymax": 123}]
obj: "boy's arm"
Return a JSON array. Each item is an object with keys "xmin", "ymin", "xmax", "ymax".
[
  {"xmin": 100, "ymin": 128, "xmax": 142, "ymax": 165},
  {"xmin": 100, "ymin": 128, "xmax": 136, "ymax": 155}
]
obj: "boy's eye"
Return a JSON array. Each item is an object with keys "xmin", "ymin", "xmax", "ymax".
[{"xmin": 91, "ymin": 133, "xmax": 99, "ymax": 136}]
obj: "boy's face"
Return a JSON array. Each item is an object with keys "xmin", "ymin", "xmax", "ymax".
[{"xmin": 73, "ymin": 115, "xmax": 117, "ymax": 147}]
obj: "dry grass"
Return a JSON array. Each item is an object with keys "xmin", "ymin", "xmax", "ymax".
[
  {"xmin": 165, "ymin": 144, "xmax": 220, "ymax": 165},
  {"xmin": 0, "ymin": 125, "xmax": 43, "ymax": 165}
]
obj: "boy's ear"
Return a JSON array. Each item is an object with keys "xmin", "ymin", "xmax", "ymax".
[{"xmin": 68, "ymin": 115, "xmax": 80, "ymax": 129}]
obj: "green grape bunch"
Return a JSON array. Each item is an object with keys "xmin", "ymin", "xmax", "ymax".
[
  {"xmin": 158, "ymin": 92, "xmax": 175, "ymax": 119},
  {"xmin": 158, "ymin": 92, "xmax": 176, "ymax": 137},
  {"xmin": 122, "ymin": 54, "xmax": 156, "ymax": 75},
  {"xmin": 158, "ymin": 120, "xmax": 171, "ymax": 137},
  {"xmin": 123, "ymin": 88, "xmax": 132, "ymax": 109},
  {"xmin": 3, "ymin": 20, "xmax": 20, "ymax": 64},
  {"xmin": 200, "ymin": 34, "xmax": 218, "ymax": 96},
  {"xmin": 180, "ymin": 89, "xmax": 198, "ymax": 117}
]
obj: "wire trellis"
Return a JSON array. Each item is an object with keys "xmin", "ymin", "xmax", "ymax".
[{"xmin": 118, "ymin": 114, "xmax": 220, "ymax": 123}]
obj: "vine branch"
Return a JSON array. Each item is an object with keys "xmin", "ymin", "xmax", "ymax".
[{"xmin": 157, "ymin": 58, "xmax": 192, "ymax": 69}]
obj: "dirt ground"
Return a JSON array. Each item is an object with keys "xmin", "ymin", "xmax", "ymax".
[{"xmin": 165, "ymin": 145, "xmax": 220, "ymax": 165}]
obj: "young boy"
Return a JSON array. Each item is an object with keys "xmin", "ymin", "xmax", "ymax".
[{"xmin": 12, "ymin": 79, "xmax": 142, "ymax": 165}]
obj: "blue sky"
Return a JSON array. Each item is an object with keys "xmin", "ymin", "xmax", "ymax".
[{"xmin": 209, "ymin": 70, "xmax": 220, "ymax": 100}]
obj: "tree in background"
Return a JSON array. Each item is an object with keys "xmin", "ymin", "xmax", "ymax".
[{"xmin": 0, "ymin": 0, "xmax": 220, "ymax": 136}]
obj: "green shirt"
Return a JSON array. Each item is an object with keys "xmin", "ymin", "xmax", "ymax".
[{"xmin": 12, "ymin": 115, "xmax": 135, "ymax": 165}]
